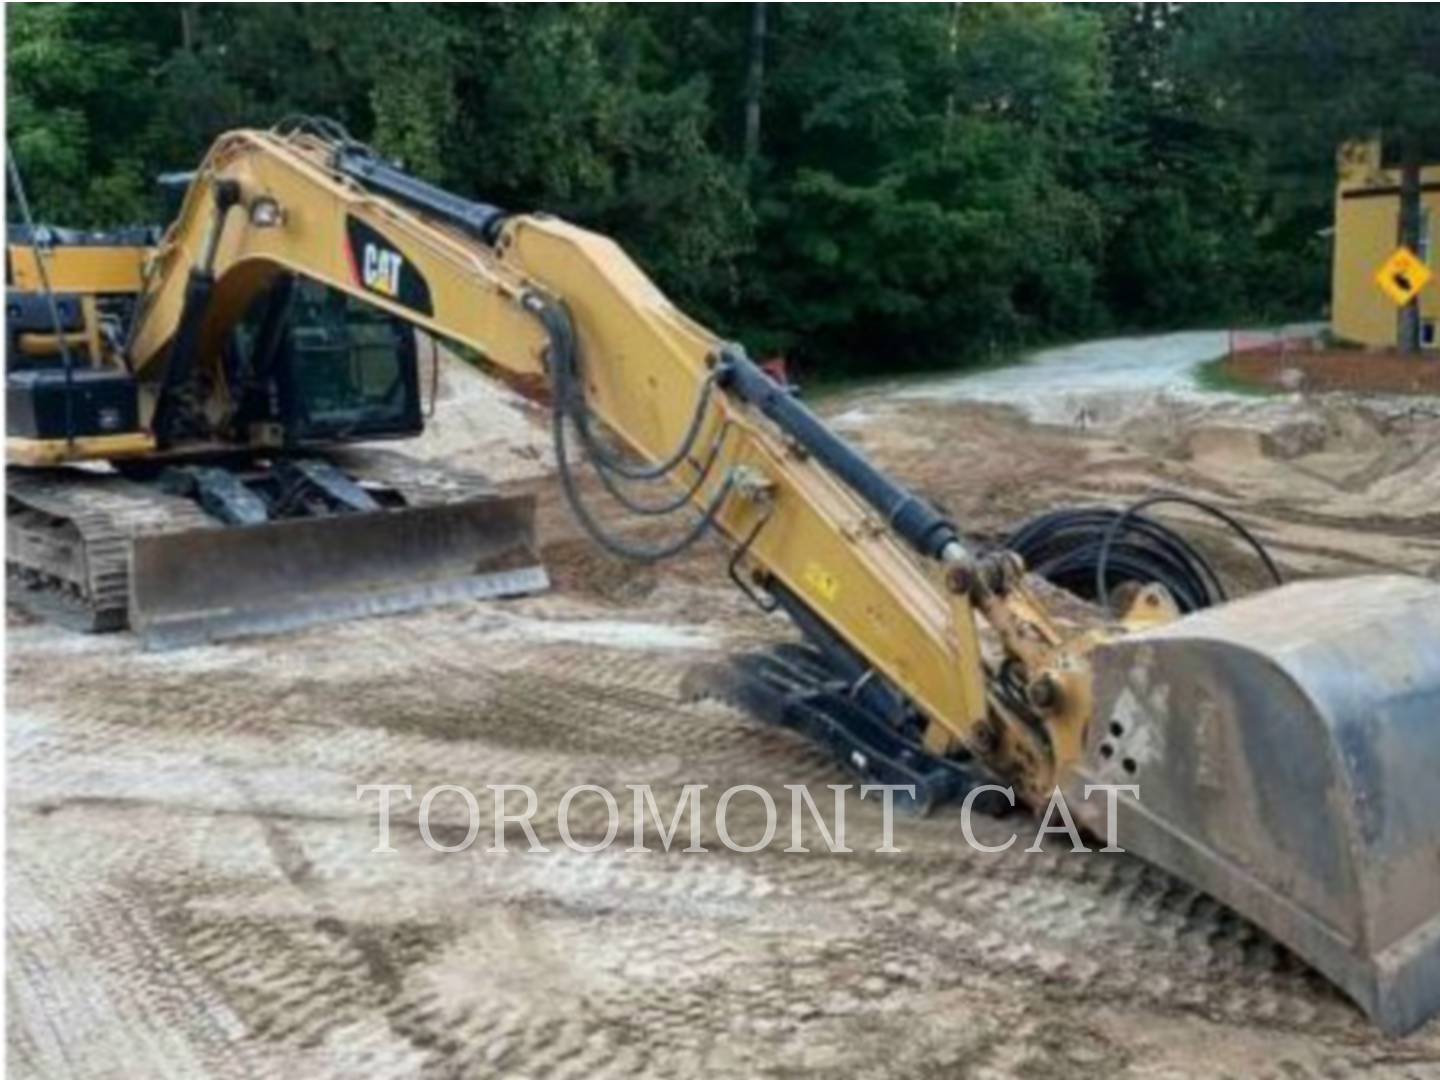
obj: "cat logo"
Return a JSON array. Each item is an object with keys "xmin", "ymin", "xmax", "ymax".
[
  {"xmin": 361, "ymin": 243, "xmax": 404, "ymax": 298},
  {"xmin": 343, "ymin": 215, "xmax": 435, "ymax": 316}
]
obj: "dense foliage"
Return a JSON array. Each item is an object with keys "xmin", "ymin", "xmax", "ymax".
[
  {"xmin": 9, "ymin": 3, "xmax": 1406, "ymax": 373},
  {"xmin": 1178, "ymin": 3, "xmax": 1440, "ymax": 352}
]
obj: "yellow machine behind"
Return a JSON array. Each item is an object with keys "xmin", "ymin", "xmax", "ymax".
[{"xmin": 7, "ymin": 120, "xmax": 1440, "ymax": 1033}]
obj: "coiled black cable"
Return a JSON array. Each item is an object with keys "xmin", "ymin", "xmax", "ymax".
[
  {"xmin": 1004, "ymin": 496, "xmax": 1282, "ymax": 615},
  {"xmin": 1093, "ymin": 495, "xmax": 1282, "ymax": 611}
]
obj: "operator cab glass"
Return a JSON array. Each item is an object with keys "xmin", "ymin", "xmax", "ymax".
[{"xmin": 233, "ymin": 275, "xmax": 424, "ymax": 445}]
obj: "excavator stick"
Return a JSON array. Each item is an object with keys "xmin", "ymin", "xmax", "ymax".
[
  {"xmin": 129, "ymin": 494, "xmax": 546, "ymax": 649},
  {"xmin": 16, "ymin": 124, "xmax": 1439, "ymax": 1035},
  {"xmin": 1066, "ymin": 574, "xmax": 1440, "ymax": 1034}
]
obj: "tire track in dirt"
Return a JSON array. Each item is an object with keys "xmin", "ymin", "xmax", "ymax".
[
  {"xmin": 12, "ymin": 383, "xmax": 1440, "ymax": 1076},
  {"xmin": 13, "ymin": 610, "xmax": 1439, "ymax": 1078}
]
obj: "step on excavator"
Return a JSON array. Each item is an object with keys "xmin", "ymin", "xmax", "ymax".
[{"xmin": 7, "ymin": 119, "xmax": 1440, "ymax": 1033}]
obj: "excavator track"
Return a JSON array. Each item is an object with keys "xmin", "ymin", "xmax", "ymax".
[
  {"xmin": 6, "ymin": 451, "xmax": 545, "ymax": 645},
  {"xmin": 7, "ymin": 469, "xmax": 214, "ymax": 632}
]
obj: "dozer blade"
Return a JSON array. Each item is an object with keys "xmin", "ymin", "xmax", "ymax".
[
  {"xmin": 129, "ymin": 494, "xmax": 547, "ymax": 649},
  {"xmin": 1064, "ymin": 574, "xmax": 1440, "ymax": 1033}
]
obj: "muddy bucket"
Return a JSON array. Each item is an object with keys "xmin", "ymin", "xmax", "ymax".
[
  {"xmin": 1065, "ymin": 574, "xmax": 1440, "ymax": 1033},
  {"xmin": 129, "ymin": 494, "xmax": 547, "ymax": 649}
]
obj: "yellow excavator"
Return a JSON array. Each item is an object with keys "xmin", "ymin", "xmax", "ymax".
[
  {"xmin": 7, "ymin": 120, "xmax": 1440, "ymax": 1034},
  {"xmin": 6, "ymin": 139, "xmax": 546, "ymax": 643}
]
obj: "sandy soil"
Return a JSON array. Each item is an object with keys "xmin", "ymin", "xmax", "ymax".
[
  {"xmin": 9, "ymin": 337, "xmax": 1440, "ymax": 1078},
  {"xmin": 832, "ymin": 392, "xmax": 1440, "ymax": 582},
  {"xmin": 405, "ymin": 336, "xmax": 555, "ymax": 482}
]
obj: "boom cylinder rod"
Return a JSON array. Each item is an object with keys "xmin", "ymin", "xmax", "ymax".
[
  {"xmin": 715, "ymin": 345, "xmax": 970, "ymax": 563},
  {"xmin": 334, "ymin": 149, "xmax": 507, "ymax": 245}
]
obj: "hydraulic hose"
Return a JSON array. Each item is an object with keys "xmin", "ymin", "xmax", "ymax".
[
  {"xmin": 587, "ymin": 421, "xmax": 734, "ymax": 517},
  {"xmin": 527, "ymin": 294, "xmax": 721, "ymax": 482},
  {"xmin": 526, "ymin": 293, "xmax": 735, "ymax": 563},
  {"xmin": 550, "ymin": 395, "xmax": 736, "ymax": 562},
  {"xmin": 714, "ymin": 344, "xmax": 967, "ymax": 562}
]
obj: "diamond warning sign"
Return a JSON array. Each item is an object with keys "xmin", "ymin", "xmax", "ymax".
[{"xmin": 1374, "ymin": 246, "xmax": 1432, "ymax": 307}]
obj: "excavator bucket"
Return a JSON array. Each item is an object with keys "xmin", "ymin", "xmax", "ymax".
[
  {"xmin": 129, "ymin": 494, "xmax": 547, "ymax": 649},
  {"xmin": 1065, "ymin": 574, "xmax": 1440, "ymax": 1033}
]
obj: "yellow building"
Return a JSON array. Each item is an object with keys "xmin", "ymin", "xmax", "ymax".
[{"xmin": 1332, "ymin": 141, "xmax": 1439, "ymax": 350}]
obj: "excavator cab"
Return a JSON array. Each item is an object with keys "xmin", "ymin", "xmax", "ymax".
[
  {"xmin": 4, "ymin": 243, "xmax": 423, "ymax": 452},
  {"xmin": 6, "ymin": 229, "xmax": 545, "ymax": 647},
  {"xmin": 230, "ymin": 275, "xmax": 424, "ymax": 447}
]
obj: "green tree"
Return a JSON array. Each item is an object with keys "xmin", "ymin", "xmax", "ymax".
[
  {"xmin": 732, "ymin": 3, "xmax": 1107, "ymax": 370},
  {"xmin": 5, "ymin": 3, "xmax": 1359, "ymax": 374},
  {"xmin": 1185, "ymin": 3, "xmax": 1440, "ymax": 351},
  {"xmin": 7, "ymin": 3, "xmax": 171, "ymax": 223},
  {"xmin": 446, "ymin": 4, "xmax": 751, "ymax": 317}
]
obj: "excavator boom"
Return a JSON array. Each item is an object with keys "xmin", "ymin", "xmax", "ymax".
[{"xmin": 8, "ymin": 123, "xmax": 1440, "ymax": 1032}]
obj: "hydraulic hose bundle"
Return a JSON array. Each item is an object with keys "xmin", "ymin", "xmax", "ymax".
[{"xmin": 525, "ymin": 294, "xmax": 735, "ymax": 563}]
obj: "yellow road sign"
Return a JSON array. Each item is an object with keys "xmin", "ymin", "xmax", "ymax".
[{"xmin": 1374, "ymin": 246, "xmax": 1432, "ymax": 306}]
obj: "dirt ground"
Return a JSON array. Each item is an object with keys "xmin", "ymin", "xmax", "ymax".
[
  {"xmin": 1223, "ymin": 346, "xmax": 1440, "ymax": 395},
  {"xmin": 9, "ymin": 341, "xmax": 1440, "ymax": 1078}
]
